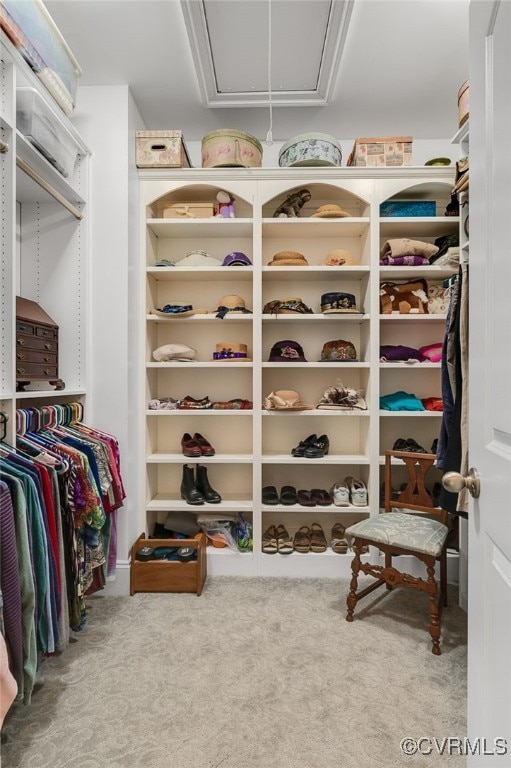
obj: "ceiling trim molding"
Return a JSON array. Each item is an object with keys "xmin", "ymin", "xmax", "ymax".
[{"xmin": 180, "ymin": 0, "xmax": 355, "ymax": 108}]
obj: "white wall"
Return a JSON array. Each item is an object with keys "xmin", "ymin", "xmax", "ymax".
[{"xmin": 73, "ymin": 85, "xmax": 145, "ymax": 595}]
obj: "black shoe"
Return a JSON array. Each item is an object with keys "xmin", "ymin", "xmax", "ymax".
[
  {"xmin": 291, "ymin": 433, "xmax": 317, "ymax": 457},
  {"xmin": 431, "ymin": 438, "xmax": 438, "ymax": 454},
  {"xmin": 195, "ymin": 464, "xmax": 222, "ymax": 503},
  {"xmin": 180, "ymin": 464, "xmax": 205, "ymax": 505},
  {"xmin": 406, "ymin": 438, "xmax": 428, "ymax": 454},
  {"xmin": 304, "ymin": 434, "xmax": 330, "ymax": 458}
]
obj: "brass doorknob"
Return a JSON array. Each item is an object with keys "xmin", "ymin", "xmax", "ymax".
[{"xmin": 442, "ymin": 468, "xmax": 480, "ymax": 498}]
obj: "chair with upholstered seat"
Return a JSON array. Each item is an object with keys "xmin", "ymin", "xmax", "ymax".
[{"xmin": 345, "ymin": 450, "xmax": 449, "ymax": 655}]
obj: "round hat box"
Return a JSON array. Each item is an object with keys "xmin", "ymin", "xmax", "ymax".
[
  {"xmin": 279, "ymin": 133, "xmax": 342, "ymax": 167},
  {"xmin": 458, "ymin": 80, "xmax": 469, "ymax": 128},
  {"xmin": 202, "ymin": 129, "xmax": 263, "ymax": 168}
]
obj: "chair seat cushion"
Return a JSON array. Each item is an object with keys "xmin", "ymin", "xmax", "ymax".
[{"xmin": 345, "ymin": 512, "xmax": 448, "ymax": 557}]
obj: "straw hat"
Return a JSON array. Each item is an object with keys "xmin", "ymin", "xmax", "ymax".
[
  {"xmin": 215, "ymin": 295, "xmax": 252, "ymax": 318},
  {"xmin": 151, "ymin": 303, "xmax": 205, "ymax": 318},
  {"xmin": 268, "ymin": 251, "xmax": 309, "ymax": 267},
  {"xmin": 322, "ymin": 248, "xmax": 360, "ymax": 266},
  {"xmin": 311, "ymin": 204, "xmax": 351, "ymax": 218},
  {"xmin": 263, "ymin": 390, "xmax": 314, "ymax": 411}
]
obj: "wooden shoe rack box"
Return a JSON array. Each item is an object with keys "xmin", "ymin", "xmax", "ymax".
[{"xmin": 130, "ymin": 533, "xmax": 207, "ymax": 596}]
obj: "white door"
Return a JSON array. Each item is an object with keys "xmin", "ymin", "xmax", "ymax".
[{"xmin": 467, "ymin": 1, "xmax": 511, "ymax": 761}]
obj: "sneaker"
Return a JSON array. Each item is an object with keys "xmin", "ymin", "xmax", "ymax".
[
  {"xmin": 330, "ymin": 481, "xmax": 350, "ymax": 507},
  {"xmin": 345, "ymin": 476, "xmax": 368, "ymax": 506}
]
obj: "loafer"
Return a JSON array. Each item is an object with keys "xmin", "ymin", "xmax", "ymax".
[
  {"xmin": 304, "ymin": 434, "xmax": 329, "ymax": 458},
  {"xmin": 291, "ymin": 434, "xmax": 317, "ymax": 457}
]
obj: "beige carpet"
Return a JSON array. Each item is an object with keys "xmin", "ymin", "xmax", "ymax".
[{"xmin": 2, "ymin": 577, "xmax": 467, "ymax": 768}]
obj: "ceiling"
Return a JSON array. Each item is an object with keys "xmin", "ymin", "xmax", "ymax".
[{"xmin": 45, "ymin": 0, "xmax": 469, "ymax": 142}]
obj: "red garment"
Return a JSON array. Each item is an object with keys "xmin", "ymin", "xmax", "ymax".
[{"xmin": 421, "ymin": 397, "xmax": 443, "ymax": 411}]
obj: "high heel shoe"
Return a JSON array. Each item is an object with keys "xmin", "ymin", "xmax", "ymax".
[
  {"xmin": 195, "ymin": 464, "xmax": 222, "ymax": 503},
  {"xmin": 180, "ymin": 464, "xmax": 205, "ymax": 505}
]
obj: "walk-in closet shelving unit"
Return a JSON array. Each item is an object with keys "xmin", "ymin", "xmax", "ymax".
[
  {"xmin": 0, "ymin": 32, "xmax": 90, "ymax": 437},
  {"xmin": 138, "ymin": 167, "xmax": 456, "ymax": 577}
]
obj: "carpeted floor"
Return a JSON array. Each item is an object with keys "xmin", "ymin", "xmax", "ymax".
[{"xmin": 2, "ymin": 577, "xmax": 467, "ymax": 768}]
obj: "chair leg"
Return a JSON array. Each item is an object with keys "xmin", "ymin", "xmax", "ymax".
[
  {"xmin": 346, "ymin": 549, "xmax": 361, "ymax": 622},
  {"xmin": 440, "ymin": 550, "xmax": 448, "ymax": 607},
  {"xmin": 427, "ymin": 564, "xmax": 442, "ymax": 655},
  {"xmin": 385, "ymin": 552, "xmax": 393, "ymax": 590}
]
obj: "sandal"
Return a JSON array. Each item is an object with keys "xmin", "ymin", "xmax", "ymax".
[
  {"xmin": 262, "ymin": 525, "xmax": 278, "ymax": 554},
  {"xmin": 297, "ymin": 490, "xmax": 316, "ymax": 507},
  {"xmin": 310, "ymin": 488, "xmax": 332, "ymax": 506},
  {"xmin": 331, "ymin": 523, "xmax": 348, "ymax": 554},
  {"xmin": 293, "ymin": 525, "xmax": 311, "ymax": 553},
  {"xmin": 310, "ymin": 522, "xmax": 327, "ymax": 553},
  {"xmin": 280, "ymin": 485, "xmax": 298, "ymax": 505},
  {"xmin": 262, "ymin": 485, "xmax": 279, "ymax": 505},
  {"xmin": 275, "ymin": 524, "xmax": 293, "ymax": 555}
]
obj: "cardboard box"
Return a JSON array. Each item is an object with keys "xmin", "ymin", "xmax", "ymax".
[
  {"xmin": 136, "ymin": 130, "xmax": 191, "ymax": 168},
  {"xmin": 162, "ymin": 202, "xmax": 215, "ymax": 219},
  {"xmin": 347, "ymin": 137, "xmax": 412, "ymax": 167}
]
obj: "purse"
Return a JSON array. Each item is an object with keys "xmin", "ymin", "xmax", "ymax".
[
  {"xmin": 263, "ymin": 298, "xmax": 313, "ymax": 315},
  {"xmin": 379, "ymin": 279, "xmax": 429, "ymax": 314}
]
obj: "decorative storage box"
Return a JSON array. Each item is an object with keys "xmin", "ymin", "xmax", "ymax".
[
  {"xmin": 278, "ymin": 132, "xmax": 342, "ymax": 167},
  {"xmin": 16, "ymin": 296, "xmax": 64, "ymax": 391},
  {"xmin": 136, "ymin": 130, "xmax": 191, "ymax": 168},
  {"xmin": 201, "ymin": 129, "xmax": 262, "ymax": 168},
  {"xmin": 130, "ymin": 533, "xmax": 207, "ymax": 596},
  {"xmin": 458, "ymin": 80, "xmax": 469, "ymax": 127},
  {"xmin": 347, "ymin": 137, "xmax": 413, "ymax": 167},
  {"xmin": 380, "ymin": 200, "xmax": 436, "ymax": 217},
  {"xmin": 162, "ymin": 202, "xmax": 215, "ymax": 219}
]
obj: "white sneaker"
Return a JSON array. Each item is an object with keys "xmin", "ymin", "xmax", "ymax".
[
  {"xmin": 345, "ymin": 476, "xmax": 368, "ymax": 506},
  {"xmin": 330, "ymin": 481, "xmax": 350, "ymax": 507}
]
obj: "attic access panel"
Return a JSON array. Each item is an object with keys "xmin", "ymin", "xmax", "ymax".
[{"xmin": 181, "ymin": 0, "xmax": 354, "ymax": 106}]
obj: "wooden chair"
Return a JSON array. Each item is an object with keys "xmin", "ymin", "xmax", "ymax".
[{"xmin": 345, "ymin": 450, "xmax": 449, "ymax": 655}]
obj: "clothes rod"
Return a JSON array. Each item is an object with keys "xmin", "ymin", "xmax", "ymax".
[{"xmin": 15, "ymin": 155, "xmax": 83, "ymax": 220}]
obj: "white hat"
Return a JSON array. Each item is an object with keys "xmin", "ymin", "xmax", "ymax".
[
  {"xmin": 152, "ymin": 344, "xmax": 196, "ymax": 362},
  {"xmin": 174, "ymin": 249, "xmax": 222, "ymax": 267}
]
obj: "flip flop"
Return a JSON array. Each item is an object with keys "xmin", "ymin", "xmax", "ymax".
[
  {"xmin": 262, "ymin": 485, "xmax": 279, "ymax": 505},
  {"xmin": 280, "ymin": 485, "xmax": 298, "ymax": 505},
  {"xmin": 297, "ymin": 490, "xmax": 316, "ymax": 507},
  {"xmin": 331, "ymin": 523, "xmax": 348, "ymax": 554},
  {"xmin": 275, "ymin": 524, "xmax": 293, "ymax": 555},
  {"xmin": 262, "ymin": 525, "xmax": 278, "ymax": 554},
  {"xmin": 293, "ymin": 525, "xmax": 311, "ymax": 553},
  {"xmin": 310, "ymin": 488, "xmax": 332, "ymax": 506},
  {"xmin": 310, "ymin": 523, "xmax": 327, "ymax": 553}
]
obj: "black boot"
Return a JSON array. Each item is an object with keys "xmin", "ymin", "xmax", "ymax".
[
  {"xmin": 195, "ymin": 464, "xmax": 222, "ymax": 503},
  {"xmin": 180, "ymin": 464, "xmax": 205, "ymax": 505}
]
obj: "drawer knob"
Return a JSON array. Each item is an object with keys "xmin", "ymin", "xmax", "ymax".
[
  {"xmin": 43, "ymin": 356, "xmax": 50, "ymax": 362},
  {"xmin": 43, "ymin": 368, "xmax": 51, "ymax": 375},
  {"xmin": 17, "ymin": 353, "xmax": 25, "ymax": 360},
  {"xmin": 17, "ymin": 338, "xmax": 25, "ymax": 346},
  {"xmin": 44, "ymin": 343, "xmax": 52, "ymax": 350},
  {"xmin": 17, "ymin": 367, "xmax": 25, "ymax": 374}
]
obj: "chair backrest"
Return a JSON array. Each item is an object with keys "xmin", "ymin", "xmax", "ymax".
[{"xmin": 384, "ymin": 449, "xmax": 448, "ymax": 525}]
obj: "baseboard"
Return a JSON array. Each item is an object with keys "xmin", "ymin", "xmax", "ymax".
[{"xmin": 102, "ymin": 561, "xmax": 131, "ymax": 596}]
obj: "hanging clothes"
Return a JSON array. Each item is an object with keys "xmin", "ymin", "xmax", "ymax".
[{"xmin": 0, "ymin": 404, "xmax": 125, "ymax": 705}]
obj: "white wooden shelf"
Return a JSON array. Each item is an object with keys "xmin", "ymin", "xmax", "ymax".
[
  {"xmin": 147, "ymin": 452, "xmax": 253, "ymax": 463},
  {"xmin": 146, "ymin": 218, "xmax": 252, "ymax": 238},
  {"xmin": 146, "ymin": 266, "xmax": 253, "ymax": 282},
  {"xmin": 15, "ymin": 388, "xmax": 87, "ymax": 400},
  {"xmin": 139, "ymin": 168, "xmax": 455, "ymax": 580}
]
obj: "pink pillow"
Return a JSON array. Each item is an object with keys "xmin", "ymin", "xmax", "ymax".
[{"xmin": 420, "ymin": 343, "xmax": 443, "ymax": 362}]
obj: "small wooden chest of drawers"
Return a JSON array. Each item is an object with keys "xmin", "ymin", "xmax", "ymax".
[{"xmin": 16, "ymin": 297, "xmax": 64, "ymax": 391}]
